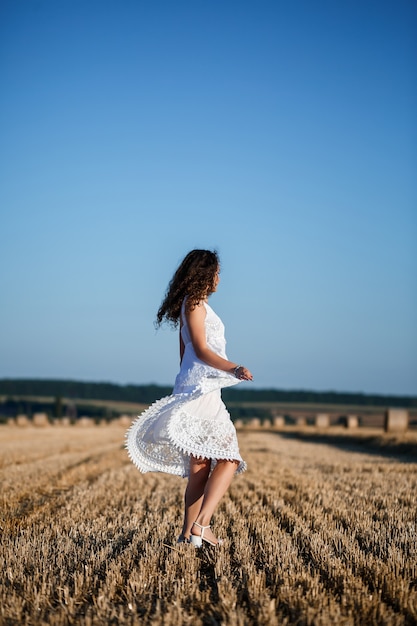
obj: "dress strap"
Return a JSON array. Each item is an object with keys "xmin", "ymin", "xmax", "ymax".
[{"xmin": 181, "ymin": 297, "xmax": 187, "ymax": 325}]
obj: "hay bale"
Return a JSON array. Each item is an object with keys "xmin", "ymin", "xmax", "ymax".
[
  {"xmin": 33, "ymin": 413, "xmax": 49, "ymax": 427},
  {"xmin": 384, "ymin": 409, "xmax": 408, "ymax": 433},
  {"xmin": 16, "ymin": 414, "xmax": 29, "ymax": 427},
  {"xmin": 76, "ymin": 417, "xmax": 93, "ymax": 427},
  {"xmin": 273, "ymin": 415, "xmax": 285, "ymax": 428},
  {"xmin": 118, "ymin": 415, "xmax": 132, "ymax": 427},
  {"xmin": 60, "ymin": 417, "xmax": 71, "ymax": 426},
  {"xmin": 234, "ymin": 419, "xmax": 244, "ymax": 429},
  {"xmin": 346, "ymin": 415, "xmax": 359, "ymax": 429},
  {"xmin": 315, "ymin": 414, "xmax": 330, "ymax": 428},
  {"xmin": 295, "ymin": 417, "xmax": 306, "ymax": 426},
  {"xmin": 7, "ymin": 417, "xmax": 16, "ymax": 426},
  {"xmin": 248, "ymin": 417, "xmax": 261, "ymax": 429}
]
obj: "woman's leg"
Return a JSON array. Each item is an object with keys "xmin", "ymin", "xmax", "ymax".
[
  {"xmin": 180, "ymin": 455, "xmax": 211, "ymax": 539},
  {"xmin": 192, "ymin": 459, "xmax": 239, "ymax": 544}
]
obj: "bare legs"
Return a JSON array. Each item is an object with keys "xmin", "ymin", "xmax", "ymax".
[
  {"xmin": 180, "ymin": 455, "xmax": 239, "ymax": 545},
  {"xmin": 180, "ymin": 456, "xmax": 211, "ymax": 540}
]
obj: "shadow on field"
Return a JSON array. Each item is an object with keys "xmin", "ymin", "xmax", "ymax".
[{"xmin": 269, "ymin": 430, "xmax": 417, "ymax": 464}]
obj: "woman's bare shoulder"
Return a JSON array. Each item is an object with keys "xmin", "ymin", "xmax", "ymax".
[{"xmin": 185, "ymin": 300, "xmax": 207, "ymax": 322}]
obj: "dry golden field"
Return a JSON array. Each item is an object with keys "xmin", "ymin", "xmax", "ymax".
[{"xmin": 1, "ymin": 425, "xmax": 416, "ymax": 626}]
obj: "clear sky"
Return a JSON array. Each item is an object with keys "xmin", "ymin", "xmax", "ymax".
[{"xmin": 1, "ymin": 0, "xmax": 416, "ymax": 396}]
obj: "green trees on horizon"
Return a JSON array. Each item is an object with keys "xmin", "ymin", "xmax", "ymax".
[{"xmin": 0, "ymin": 378, "xmax": 415, "ymax": 408}]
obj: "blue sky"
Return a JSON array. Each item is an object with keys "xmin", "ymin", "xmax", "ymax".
[{"xmin": 1, "ymin": 0, "xmax": 416, "ymax": 396}]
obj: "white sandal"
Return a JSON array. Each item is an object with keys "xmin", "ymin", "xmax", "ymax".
[{"xmin": 190, "ymin": 522, "xmax": 223, "ymax": 547}]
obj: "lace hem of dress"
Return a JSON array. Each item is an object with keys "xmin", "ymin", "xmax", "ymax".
[{"xmin": 125, "ymin": 375, "xmax": 246, "ymax": 477}]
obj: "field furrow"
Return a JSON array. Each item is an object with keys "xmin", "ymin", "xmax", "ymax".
[{"xmin": 1, "ymin": 426, "xmax": 416, "ymax": 625}]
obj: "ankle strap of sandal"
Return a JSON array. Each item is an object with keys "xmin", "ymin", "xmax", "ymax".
[{"xmin": 192, "ymin": 522, "xmax": 210, "ymax": 530}]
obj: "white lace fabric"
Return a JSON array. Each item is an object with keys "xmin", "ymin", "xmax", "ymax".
[{"xmin": 126, "ymin": 301, "xmax": 246, "ymax": 477}]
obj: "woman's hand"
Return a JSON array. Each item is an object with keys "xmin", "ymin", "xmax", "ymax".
[{"xmin": 233, "ymin": 365, "xmax": 253, "ymax": 381}]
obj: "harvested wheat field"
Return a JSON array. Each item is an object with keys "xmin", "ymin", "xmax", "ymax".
[{"xmin": 1, "ymin": 425, "xmax": 416, "ymax": 626}]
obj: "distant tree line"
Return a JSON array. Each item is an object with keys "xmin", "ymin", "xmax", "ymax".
[
  {"xmin": 0, "ymin": 379, "xmax": 171, "ymax": 404},
  {"xmin": 0, "ymin": 397, "xmax": 105, "ymax": 421},
  {"xmin": 223, "ymin": 387, "xmax": 417, "ymax": 407},
  {"xmin": 0, "ymin": 379, "xmax": 416, "ymax": 408}
]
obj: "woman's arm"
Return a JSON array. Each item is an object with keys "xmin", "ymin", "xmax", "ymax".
[{"xmin": 186, "ymin": 302, "xmax": 253, "ymax": 381}]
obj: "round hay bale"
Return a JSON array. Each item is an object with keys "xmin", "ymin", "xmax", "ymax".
[
  {"xmin": 76, "ymin": 417, "xmax": 93, "ymax": 427},
  {"xmin": 346, "ymin": 415, "xmax": 359, "ymax": 429},
  {"xmin": 384, "ymin": 409, "xmax": 408, "ymax": 433},
  {"xmin": 273, "ymin": 415, "xmax": 285, "ymax": 428},
  {"xmin": 60, "ymin": 417, "xmax": 71, "ymax": 426},
  {"xmin": 234, "ymin": 419, "xmax": 244, "ymax": 429},
  {"xmin": 248, "ymin": 417, "xmax": 261, "ymax": 429},
  {"xmin": 33, "ymin": 413, "xmax": 49, "ymax": 427},
  {"xmin": 7, "ymin": 417, "xmax": 16, "ymax": 426},
  {"xmin": 295, "ymin": 416, "xmax": 306, "ymax": 426},
  {"xmin": 315, "ymin": 414, "xmax": 330, "ymax": 428},
  {"xmin": 118, "ymin": 415, "xmax": 132, "ymax": 427},
  {"xmin": 16, "ymin": 414, "xmax": 29, "ymax": 427}
]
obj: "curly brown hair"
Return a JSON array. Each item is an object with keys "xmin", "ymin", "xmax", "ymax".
[{"xmin": 156, "ymin": 249, "xmax": 220, "ymax": 327}]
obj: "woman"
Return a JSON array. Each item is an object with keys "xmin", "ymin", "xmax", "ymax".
[{"xmin": 126, "ymin": 249, "xmax": 253, "ymax": 546}]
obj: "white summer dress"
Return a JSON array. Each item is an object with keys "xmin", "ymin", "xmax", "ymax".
[{"xmin": 126, "ymin": 299, "xmax": 246, "ymax": 477}]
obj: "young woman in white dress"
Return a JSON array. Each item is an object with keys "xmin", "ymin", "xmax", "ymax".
[{"xmin": 126, "ymin": 249, "xmax": 253, "ymax": 546}]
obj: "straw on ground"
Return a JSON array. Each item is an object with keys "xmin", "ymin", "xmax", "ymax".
[{"xmin": 1, "ymin": 425, "xmax": 416, "ymax": 625}]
